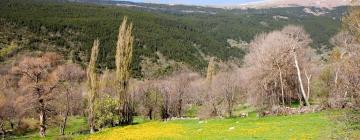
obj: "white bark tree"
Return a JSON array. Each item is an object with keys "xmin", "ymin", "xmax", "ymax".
[{"xmin": 244, "ymin": 25, "xmax": 314, "ymax": 108}]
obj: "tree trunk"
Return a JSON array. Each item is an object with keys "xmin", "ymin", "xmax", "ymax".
[
  {"xmin": 226, "ymin": 90, "xmax": 234, "ymax": 117},
  {"xmin": 228, "ymin": 101, "xmax": 233, "ymax": 117},
  {"xmin": 118, "ymin": 82, "xmax": 124, "ymax": 125},
  {"xmin": 89, "ymin": 77, "xmax": 97, "ymax": 132},
  {"xmin": 334, "ymin": 68, "xmax": 339, "ymax": 86},
  {"xmin": 211, "ymin": 100, "xmax": 218, "ymax": 117},
  {"xmin": 161, "ymin": 104, "xmax": 170, "ymax": 121},
  {"xmin": 121, "ymin": 99, "xmax": 133, "ymax": 125},
  {"xmin": 88, "ymin": 90, "xmax": 96, "ymax": 133},
  {"xmin": 88, "ymin": 114, "xmax": 95, "ymax": 134},
  {"xmin": 119, "ymin": 81, "xmax": 133, "ymax": 125},
  {"xmin": 37, "ymin": 96, "xmax": 47, "ymax": 138},
  {"xmin": 305, "ymin": 70, "xmax": 312, "ymax": 101},
  {"xmin": 148, "ymin": 109, "xmax": 153, "ymax": 120},
  {"xmin": 293, "ymin": 49, "xmax": 310, "ymax": 106},
  {"xmin": 178, "ymin": 93, "xmax": 183, "ymax": 117},
  {"xmin": 39, "ymin": 108, "xmax": 46, "ymax": 137},
  {"xmin": 212, "ymin": 104, "xmax": 217, "ymax": 116},
  {"xmin": 60, "ymin": 115, "xmax": 68, "ymax": 135},
  {"xmin": 278, "ymin": 66, "xmax": 285, "ymax": 106},
  {"xmin": 60, "ymin": 89, "xmax": 70, "ymax": 135},
  {"xmin": 88, "ymin": 89, "xmax": 96, "ymax": 133},
  {"xmin": 297, "ymin": 90, "xmax": 303, "ymax": 107},
  {"xmin": 10, "ymin": 122, "xmax": 14, "ymax": 130}
]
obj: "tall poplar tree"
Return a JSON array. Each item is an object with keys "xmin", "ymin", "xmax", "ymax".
[{"xmin": 116, "ymin": 17, "xmax": 134, "ymax": 124}]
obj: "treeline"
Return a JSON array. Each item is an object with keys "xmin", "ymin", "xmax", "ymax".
[{"xmin": 0, "ymin": 0, "xmax": 342, "ymax": 77}]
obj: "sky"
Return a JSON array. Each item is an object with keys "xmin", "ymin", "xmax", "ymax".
[{"xmin": 122, "ymin": 0, "xmax": 265, "ymax": 6}]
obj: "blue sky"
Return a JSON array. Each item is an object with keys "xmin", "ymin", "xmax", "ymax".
[{"xmin": 122, "ymin": 0, "xmax": 264, "ymax": 6}]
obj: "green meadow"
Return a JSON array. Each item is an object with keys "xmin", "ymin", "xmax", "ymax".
[{"xmin": 13, "ymin": 110, "xmax": 359, "ymax": 140}]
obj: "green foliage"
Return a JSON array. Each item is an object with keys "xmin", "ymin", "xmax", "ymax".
[
  {"xmin": 143, "ymin": 89, "xmax": 160, "ymax": 109},
  {"xmin": 312, "ymin": 79, "xmax": 331, "ymax": 104},
  {"xmin": 0, "ymin": 42, "xmax": 20, "ymax": 60},
  {"xmin": 94, "ymin": 96, "xmax": 119, "ymax": 129},
  {"xmin": 311, "ymin": 66, "xmax": 333, "ymax": 104},
  {"xmin": 184, "ymin": 105, "xmax": 199, "ymax": 118},
  {"xmin": 0, "ymin": 0, "xmax": 342, "ymax": 77}
]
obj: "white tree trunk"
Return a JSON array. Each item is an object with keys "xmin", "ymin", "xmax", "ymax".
[
  {"xmin": 39, "ymin": 108, "xmax": 46, "ymax": 137},
  {"xmin": 293, "ymin": 49, "xmax": 310, "ymax": 106},
  {"xmin": 278, "ymin": 66, "xmax": 285, "ymax": 106},
  {"xmin": 305, "ymin": 70, "xmax": 312, "ymax": 100},
  {"xmin": 335, "ymin": 67, "xmax": 340, "ymax": 86}
]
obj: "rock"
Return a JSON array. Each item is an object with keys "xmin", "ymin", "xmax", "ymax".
[
  {"xmin": 240, "ymin": 112, "xmax": 249, "ymax": 118},
  {"xmin": 229, "ymin": 127, "xmax": 235, "ymax": 130}
]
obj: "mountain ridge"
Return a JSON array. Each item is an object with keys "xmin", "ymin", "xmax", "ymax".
[
  {"xmin": 217, "ymin": 0, "xmax": 356, "ymax": 9},
  {"xmin": 74, "ymin": 0, "xmax": 357, "ymax": 9}
]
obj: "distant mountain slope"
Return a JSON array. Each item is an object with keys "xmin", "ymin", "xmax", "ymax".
[
  {"xmin": 0, "ymin": 0, "xmax": 345, "ymax": 77},
  {"xmin": 270, "ymin": 0, "xmax": 351, "ymax": 7},
  {"xmin": 221, "ymin": 0, "xmax": 355, "ymax": 9}
]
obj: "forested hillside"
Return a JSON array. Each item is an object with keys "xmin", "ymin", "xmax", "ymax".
[
  {"xmin": 0, "ymin": 0, "xmax": 343, "ymax": 77},
  {"xmin": 1, "ymin": 0, "xmax": 360, "ymax": 139}
]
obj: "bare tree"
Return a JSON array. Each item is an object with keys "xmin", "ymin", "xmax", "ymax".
[
  {"xmin": 200, "ymin": 57, "xmax": 223, "ymax": 118},
  {"xmin": 142, "ymin": 87, "xmax": 160, "ymax": 120},
  {"xmin": 341, "ymin": 3, "xmax": 360, "ymax": 108},
  {"xmin": 171, "ymin": 72, "xmax": 199, "ymax": 117},
  {"xmin": 282, "ymin": 25, "xmax": 313, "ymax": 106},
  {"xmin": 244, "ymin": 25, "xmax": 314, "ymax": 109},
  {"xmin": 343, "ymin": 0, "xmax": 360, "ymax": 42},
  {"xmin": 214, "ymin": 72, "xmax": 237, "ymax": 117},
  {"xmin": 329, "ymin": 31, "xmax": 360, "ymax": 108},
  {"xmin": 53, "ymin": 64, "xmax": 85, "ymax": 135},
  {"xmin": 157, "ymin": 80, "xmax": 173, "ymax": 120},
  {"xmin": 0, "ymin": 75, "xmax": 8, "ymax": 137},
  {"xmin": 0, "ymin": 74, "xmax": 27, "ymax": 137},
  {"xmin": 12, "ymin": 53, "xmax": 62, "ymax": 137},
  {"xmin": 134, "ymin": 80, "xmax": 161, "ymax": 120}
]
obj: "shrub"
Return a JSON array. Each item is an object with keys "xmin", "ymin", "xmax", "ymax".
[{"xmin": 94, "ymin": 96, "xmax": 119, "ymax": 129}]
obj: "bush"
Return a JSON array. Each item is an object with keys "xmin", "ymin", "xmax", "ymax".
[
  {"xmin": 14, "ymin": 119, "xmax": 38, "ymax": 135},
  {"xmin": 94, "ymin": 96, "xmax": 119, "ymax": 129}
]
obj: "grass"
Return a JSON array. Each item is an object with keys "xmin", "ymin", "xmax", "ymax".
[
  {"xmin": 12, "ymin": 116, "xmax": 88, "ymax": 140},
  {"xmin": 15, "ymin": 110, "xmax": 359, "ymax": 140},
  {"xmin": 79, "ymin": 111, "xmax": 345, "ymax": 140}
]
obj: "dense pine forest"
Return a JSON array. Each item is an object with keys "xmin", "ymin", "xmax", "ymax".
[
  {"xmin": 0, "ymin": 0, "xmax": 359, "ymax": 139},
  {"xmin": 0, "ymin": 0, "xmax": 343, "ymax": 76}
]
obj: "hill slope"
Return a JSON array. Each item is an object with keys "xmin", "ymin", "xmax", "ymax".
[
  {"xmin": 232, "ymin": 0, "xmax": 354, "ymax": 9},
  {"xmin": 0, "ymin": 0, "xmax": 344, "ymax": 77}
]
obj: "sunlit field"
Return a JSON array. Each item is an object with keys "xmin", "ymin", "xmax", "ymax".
[{"xmin": 81, "ymin": 111, "xmax": 346, "ymax": 140}]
